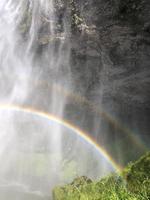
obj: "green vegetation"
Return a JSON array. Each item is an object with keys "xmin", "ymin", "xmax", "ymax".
[{"xmin": 53, "ymin": 152, "xmax": 150, "ymax": 200}]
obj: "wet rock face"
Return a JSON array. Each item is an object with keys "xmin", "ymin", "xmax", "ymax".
[
  {"xmin": 70, "ymin": 0, "xmax": 150, "ymax": 107},
  {"xmin": 68, "ymin": 0, "xmax": 150, "ymax": 162}
]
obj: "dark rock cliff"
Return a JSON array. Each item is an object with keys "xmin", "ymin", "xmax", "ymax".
[{"xmin": 68, "ymin": 0, "xmax": 150, "ymax": 164}]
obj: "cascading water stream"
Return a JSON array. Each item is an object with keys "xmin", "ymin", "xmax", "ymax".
[
  {"xmin": 0, "ymin": 0, "xmax": 116, "ymax": 199},
  {"xmin": 0, "ymin": 0, "xmax": 71, "ymax": 198}
]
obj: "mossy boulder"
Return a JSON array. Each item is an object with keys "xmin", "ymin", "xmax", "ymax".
[
  {"xmin": 70, "ymin": 176, "xmax": 92, "ymax": 187},
  {"xmin": 52, "ymin": 176, "xmax": 92, "ymax": 200}
]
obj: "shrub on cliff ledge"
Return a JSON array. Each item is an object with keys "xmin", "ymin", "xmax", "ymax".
[{"xmin": 53, "ymin": 152, "xmax": 150, "ymax": 200}]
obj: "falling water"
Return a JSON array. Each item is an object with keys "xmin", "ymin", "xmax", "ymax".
[{"xmin": 0, "ymin": 0, "xmax": 116, "ymax": 199}]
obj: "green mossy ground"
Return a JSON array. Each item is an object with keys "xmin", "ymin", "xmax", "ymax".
[{"xmin": 53, "ymin": 152, "xmax": 150, "ymax": 200}]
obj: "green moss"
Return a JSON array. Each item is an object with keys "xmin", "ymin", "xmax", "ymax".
[
  {"xmin": 53, "ymin": 151, "xmax": 150, "ymax": 200},
  {"xmin": 122, "ymin": 152, "xmax": 150, "ymax": 198}
]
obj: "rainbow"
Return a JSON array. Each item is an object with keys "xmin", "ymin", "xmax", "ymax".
[
  {"xmin": 32, "ymin": 80, "xmax": 147, "ymax": 151},
  {"xmin": 14, "ymin": 76, "xmax": 147, "ymax": 151},
  {"xmin": 0, "ymin": 104, "xmax": 122, "ymax": 172}
]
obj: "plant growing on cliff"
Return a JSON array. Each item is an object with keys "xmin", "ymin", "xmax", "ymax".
[{"xmin": 53, "ymin": 152, "xmax": 150, "ymax": 200}]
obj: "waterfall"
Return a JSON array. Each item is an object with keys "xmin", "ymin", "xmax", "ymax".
[
  {"xmin": 0, "ymin": 0, "xmax": 71, "ymax": 196},
  {"xmin": 0, "ymin": 0, "xmax": 115, "ymax": 199}
]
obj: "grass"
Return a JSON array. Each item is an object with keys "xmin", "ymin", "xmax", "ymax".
[{"xmin": 53, "ymin": 152, "xmax": 150, "ymax": 200}]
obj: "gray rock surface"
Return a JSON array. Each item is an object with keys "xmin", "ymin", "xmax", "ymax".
[{"xmin": 67, "ymin": 0, "xmax": 150, "ymax": 164}]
